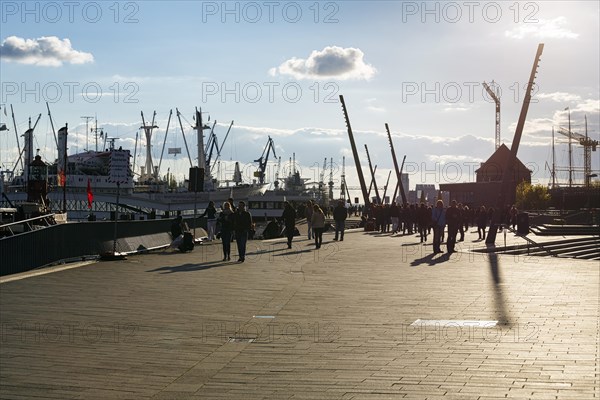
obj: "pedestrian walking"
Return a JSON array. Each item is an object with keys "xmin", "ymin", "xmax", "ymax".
[
  {"xmin": 311, "ymin": 204, "xmax": 325, "ymax": 249},
  {"xmin": 431, "ymin": 200, "xmax": 446, "ymax": 254},
  {"xmin": 200, "ymin": 201, "xmax": 218, "ymax": 241},
  {"xmin": 305, "ymin": 200, "xmax": 314, "ymax": 240},
  {"xmin": 218, "ymin": 202, "xmax": 234, "ymax": 261},
  {"xmin": 417, "ymin": 202, "xmax": 429, "ymax": 242},
  {"xmin": 477, "ymin": 205, "xmax": 487, "ymax": 240},
  {"xmin": 333, "ymin": 200, "xmax": 347, "ymax": 241},
  {"xmin": 445, "ymin": 200, "xmax": 460, "ymax": 254},
  {"xmin": 234, "ymin": 201, "xmax": 252, "ymax": 262},
  {"xmin": 281, "ymin": 201, "xmax": 296, "ymax": 249}
]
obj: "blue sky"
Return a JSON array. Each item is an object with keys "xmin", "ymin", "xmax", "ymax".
[{"xmin": 1, "ymin": 1, "xmax": 599, "ymax": 195}]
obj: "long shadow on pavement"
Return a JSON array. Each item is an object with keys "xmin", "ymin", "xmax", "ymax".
[
  {"xmin": 147, "ymin": 260, "xmax": 233, "ymax": 274},
  {"xmin": 487, "ymin": 248, "xmax": 512, "ymax": 326},
  {"xmin": 410, "ymin": 252, "xmax": 451, "ymax": 266}
]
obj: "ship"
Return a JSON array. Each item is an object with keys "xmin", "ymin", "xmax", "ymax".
[{"xmin": 0, "ymin": 108, "xmax": 268, "ymax": 220}]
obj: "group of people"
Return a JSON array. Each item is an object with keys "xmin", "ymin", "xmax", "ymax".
[
  {"xmin": 364, "ymin": 200, "xmax": 519, "ymax": 254},
  {"xmin": 295, "ymin": 199, "xmax": 348, "ymax": 249},
  {"xmin": 171, "ymin": 199, "xmax": 254, "ymax": 263}
]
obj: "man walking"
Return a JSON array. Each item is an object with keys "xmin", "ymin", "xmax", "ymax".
[
  {"xmin": 333, "ymin": 200, "xmax": 348, "ymax": 241},
  {"xmin": 282, "ymin": 201, "xmax": 296, "ymax": 249},
  {"xmin": 445, "ymin": 200, "xmax": 460, "ymax": 254},
  {"xmin": 234, "ymin": 201, "xmax": 252, "ymax": 262},
  {"xmin": 431, "ymin": 200, "xmax": 446, "ymax": 254}
]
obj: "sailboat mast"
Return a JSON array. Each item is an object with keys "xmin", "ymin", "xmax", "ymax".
[
  {"xmin": 551, "ymin": 126, "xmax": 556, "ymax": 189},
  {"xmin": 196, "ymin": 108, "xmax": 205, "ymax": 170}
]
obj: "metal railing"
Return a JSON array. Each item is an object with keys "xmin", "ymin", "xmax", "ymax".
[
  {"xmin": 502, "ymin": 224, "xmax": 557, "ymax": 257},
  {"xmin": 0, "ymin": 213, "xmax": 57, "ymax": 238}
]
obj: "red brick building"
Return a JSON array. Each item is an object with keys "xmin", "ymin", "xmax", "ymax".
[{"xmin": 440, "ymin": 144, "xmax": 531, "ymax": 207}]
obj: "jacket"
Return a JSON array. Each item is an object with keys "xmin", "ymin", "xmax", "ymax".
[
  {"xmin": 333, "ymin": 205, "xmax": 348, "ymax": 221},
  {"xmin": 311, "ymin": 211, "xmax": 325, "ymax": 229}
]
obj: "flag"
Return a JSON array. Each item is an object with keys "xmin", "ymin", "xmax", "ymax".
[
  {"xmin": 58, "ymin": 169, "xmax": 66, "ymax": 187},
  {"xmin": 87, "ymin": 179, "xmax": 93, "ymax": 209}
]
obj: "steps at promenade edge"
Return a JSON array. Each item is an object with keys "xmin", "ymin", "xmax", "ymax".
[
  {"xmin": 474, "ymin": 236, "xmax": 600, "ymax": 261},
  {"xmin": 529, "ymin": 224, "xmax": 600, "ymax": 236},
  {"xmin": 499, "ymin": 237, "xmax": 600, "ymax": 260}
]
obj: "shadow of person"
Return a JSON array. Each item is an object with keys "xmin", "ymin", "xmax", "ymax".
[
  {"xmin": 410, "ymin": 252, "xmax": 451, "ymax": 267},
  {"xmin": 487, "ymin": 250, "xmax": 511, "ymax": 326},
  {"xmin": 147, "ymin": 260, "xmax": 230, "ymax": 274}
]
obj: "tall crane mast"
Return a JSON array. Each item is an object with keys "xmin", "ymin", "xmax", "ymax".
[
  {"xmin": 339, "ymin": 95, "xmax": 370, "ymax": 210},
  {"xmin": 385, "ymin": 123, "xmax": 407, "ymax": 205},
  {"xmin": 364, "ymin": 144, "xmax": 381, "ymax": 204},
  {"xmin": 483, "ymin": 81, "xmax": 501, "ymax": 151},
  {"xmin": 487, "ymin": 43, "xmax": 544, "ymax": 244}
]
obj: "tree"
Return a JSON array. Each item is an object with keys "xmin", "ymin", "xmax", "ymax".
[{"xmin": 515, "ymin": 181, "xmax": 551, "ymax": 210}]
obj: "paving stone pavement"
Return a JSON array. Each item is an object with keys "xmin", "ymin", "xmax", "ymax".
[{"xmin": 1, "ymin": 226, "xmax": 598, "ymax": 399}]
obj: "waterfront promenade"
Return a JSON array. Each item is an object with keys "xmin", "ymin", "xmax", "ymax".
[{"xmin": 1, "ymin": 226, "xmax": 598, "ymax": 399}]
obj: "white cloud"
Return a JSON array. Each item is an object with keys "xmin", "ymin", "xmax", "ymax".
[
  {"xmin": 537, "ymin": 92, "xmax": 582, "ymax": 103},
  {"xmin": 443, "ymin": 103, "xmax": 471, "ymax": 112},
  {"xmin": 365, "ymin": 98, "xmax": 386, "ymax": 113},
  {"xmin": 269, "ymin": 46, "xmax": 376, "ymax": 81},
  {"xmin": 0, "ymin": 36, "xmax": 94, "ymax": 67},
  {"xmin": 505, "ymin": 17, "xmax": 579, "ymax": 40}
]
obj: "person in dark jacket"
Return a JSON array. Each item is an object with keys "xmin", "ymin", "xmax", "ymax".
[
  {"xmin": 234, "ymin": 201, "xmax": 252, "ymax": 262},
  {"xmin": 431, "ymin": 200, "xmax": 446, "ymax": 254},
  {"xmin": 333, "ymin": 200, "xmax": 348, "ymax": 241},
  {"xmin": 445, "ymin": 200, "xmax": 460, "ymax": 254},
  {"xmin": 417, "ymin": 202, "xmax": 430, "ymax": 243},
  {"xmin": 218, "ymin": 202, "xmax": 234, "ymax": 261},
  {"xmin": 281, "ymin": 201, "xmax": 296, "ymax": 249},
  {"xmin": 200, "ymin": 201, "xmax": 218, "ymax": 241}
]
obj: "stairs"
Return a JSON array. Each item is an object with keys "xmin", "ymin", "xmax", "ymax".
[
  {"xmin": 486, "ymin": 237, "xmax": 600, "ymax": 261},
  {"xmin": 529, "ymin": 224, "xmax": 600, "ymax": 236},
  {"xmin": 474, "ymin": 224, "xmax": 600, "ymax": 261}
]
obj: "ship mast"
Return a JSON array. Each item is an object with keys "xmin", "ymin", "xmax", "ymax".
[{"xmin": 140, "ymin": 111, "xmax": 158, "ymax": 180}]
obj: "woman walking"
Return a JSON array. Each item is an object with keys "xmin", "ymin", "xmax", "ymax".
[
  {"xmin": 477, "ymin": 205, "xmax": 487, "ymax": 240},
  {"xmin": 311, "ymin": 204, "xmax": 326, "ymax": 249}
]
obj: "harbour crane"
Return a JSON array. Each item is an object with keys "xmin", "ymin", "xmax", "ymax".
[
  {"xmin": 318, "ymin": 157, "xmax": 327, "ymax": 192},
  {"xmin": 558, "ymin": 117, "xmax": 598, "ymax": 187},
  {"xmin": 483, "ymin": 81, "xmax": 501, "ymax": 151},
  {"xmin": 254, "ymin": 136, "xmax": 276, "ymax": 185}
]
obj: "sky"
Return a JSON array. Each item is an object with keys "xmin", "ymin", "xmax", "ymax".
[{"xmin": 1, "ymin": 0, "xmax": 599, "ymax": 198}]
